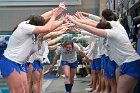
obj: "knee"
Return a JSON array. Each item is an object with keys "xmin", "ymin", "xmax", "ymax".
[
  {"xmin": 65, "ymin": 75, "xmax": 70, "ymax": 80},
  {"xmin": 13, "ymin": 84, "xmax": 25, "ymax": 93}
]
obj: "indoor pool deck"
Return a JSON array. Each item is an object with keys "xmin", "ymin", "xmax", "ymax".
[{"xmin": 0, "ymin": 77, "xmax": 95, "ymax": 93}]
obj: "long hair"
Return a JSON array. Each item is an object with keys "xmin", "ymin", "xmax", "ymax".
[{"xmin": 61, "ymin": 40, "xmax": 74, "ymax": 48}]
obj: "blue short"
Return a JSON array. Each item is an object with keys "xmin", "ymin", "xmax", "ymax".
[
  {"xmin": 94, "ymin": 58, "xmax": 101, "ymax": 70},
  {"xmin": 0, "ymin": 55, "xmax": 22, "ymax": 78},
  {"xmin": 104, "ymin": 56, "xmax": 118, "ymax": 78},
  {"xmin": 31, "ymin": 60, "xmax": 44, "ymax": 73},
  {"xmin": 100, "ymin": 54, "xmax": 106, "ymax": 69},
  {"xmin": 20, "ymin": 63, "xmax": 29, "ymax": 73},
  {"xmin": 120, "ymin": 59, "xmax": 140, "ymax": 80},
  {"xmin": 61, "ymin": 61, "xmax": 78, "ymax": 69},
  {"xmin": 90, "ymin": 59, "xmax": 96, "ymax": 70}
]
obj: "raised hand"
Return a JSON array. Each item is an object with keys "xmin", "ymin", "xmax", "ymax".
[
  {"xmin": 52, "ymin": 2, "xmax": 66, "ymax": 17},
  {"xmin": 59, "ymin": 2, "xmax": 67, "ymax": 10}
]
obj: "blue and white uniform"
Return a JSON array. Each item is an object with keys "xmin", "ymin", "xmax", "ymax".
[
  {"xmin": 55, "ymin": 43, "xmax": 81, "ymax": 69},
  {"xmin": 0, "ymin": 21, "xmax": 36, "ymax": 78},
  {"xmin": 80, "ymin": 30, "xmax": 101, "ymax": 70},
  {"xmin": 104, "ymin": 27, "xmax": 140, "ymax": 79},
  {"xmin": 28, "ymin": 40, "xmax": 49, "ymax": 73}
]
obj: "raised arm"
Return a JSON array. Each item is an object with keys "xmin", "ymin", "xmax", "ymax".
[
  {"xmin": 79, "ymin": 12, "xmax": 101, "ymax": 21},
  {"xmin": 49, "ymin": 53, "xmax": 59, "ymax": 72},
  {"xmin": 33, "ymin": 5, "xmax": 66, "ymax": 34},
  {"xmin": 42, "ymin": 27, "xmax": 68, "ymax": 40},
  {"xmin": 48, "ymin": 43, "xmax": 61, "ymax": 50},
  {"xmin": 75, "ymin": 12, "xmax": 99, "ymax": 27},
  {"xmin": 41, "ymin": 2, "xmax": 66, "ymax": 20},
  {"xmin": 68, "ymin": 16, "xmax": 107, "ymax": 38},
  {"xmin": 48, "ymin": 34, "xmax": 67, "ymax": 45}
]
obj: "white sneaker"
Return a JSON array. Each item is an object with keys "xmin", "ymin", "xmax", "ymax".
[
  {"xmin": 86, "ymin": 74, "xmax": 91, "ymax": 78},
  {"xmin": 85, "ymin": 87, "xmax": 93, "ymax": 91},
  {"xmin": 61, "ymin": 74, "xmax": 65, "ymax": 78}
]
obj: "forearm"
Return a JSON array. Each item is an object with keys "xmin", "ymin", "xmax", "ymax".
[
  {"xmin": 48, "ymin": 44, "xmax": 59, "ymax": 50},
  {"xmin": 78, "ymin": 19, "xmax": 98, "ymax": 27},
  {"xmin": 81, "ymin": 30, "xmax": 93, "ymax": 36},
  {"xmin": 48, "ymin": 35, "xmax": 65, "ymax": 45},
  {"xmin": 52, "ymin": 56, "xmax": 58, "ymax": 66},
  {"xmin": 44, "ymin": 15, "xmax": 56, "ymax": 32},
  {"xmin": 51, "ymin": 20, "xmax": 64, "ymax": 31},
  {"xmin": 74, "ymin": 21, "xmax": 106, "ymax": 37},
  {"xmin": 88, "ymin": 14, "xmax": 101, "ymax": 21},
  {"xmin": 41, "ymin": 10, "xmax": 53, "ymax": 20},
  {"xmin": 80, "ymin": 50, "xmax": 89, "ymax": 60}
]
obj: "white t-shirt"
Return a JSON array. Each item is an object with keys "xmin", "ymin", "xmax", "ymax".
[
  {"xmin": 55, "ymin": 43, "xmax": 80, "ymax": 63},
  {"xmin": 81, "ymin": 30, "xmax": 100, "ymax": 59},
  {"xmin": 28, "ymin": 40, "xmax": 48, "ymax": 63},
  {"xmin": 99, "ymin": 37, "xmax": 108, "ymax": 56},
  {"xmin": 4, "ymin": 21, "xmax": 36, "ymax": 64},
  {"xmin": 109, "ymin": 21, "xmax": 128, "ymax": 36},
  {"xmin": 104, "ymin": 29, "xmax": 140, "ymax": 66}
]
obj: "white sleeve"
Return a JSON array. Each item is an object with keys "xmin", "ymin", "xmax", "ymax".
[
  {"xmin": 74, "ymin": 43, "xmax": 81, "ymax": 52},
  {"xmin": 105, "ymin": 29, "xmax": 117, "ymax": 39},
  {"xmin": 55, "ymin": 46, "xmax": 61, "ymax": 55},
  {"xmin": 83, "ymin": 45, "xmax": 90, "ymax": 54},
  {"xmin": 42, "ymin": 41, "xmax": 49, "ymax": 58},
  {"xmin": 20, "ymin": 21, "xmax": 36, "ymax": 34},
  {"xmin": 81, "ymin": 30, "xmax": 93, "ymax": 36},
  {"xmin": 88, "ymin": 14, "xmax": 101, "ymax": 21},
  {"xmin": 86, "ymin": 38, "xmax": 98, "ymax": 58},
  {"xmin": 80, "ymin": 36, "xmax": 91, "ymax": 40}
]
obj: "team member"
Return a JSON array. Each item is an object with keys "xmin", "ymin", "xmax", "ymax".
[
  {"xmin": 49, "ymin": 40, "xmax": 89, "ymax": 93},
  {"xmin": 68, "ymin": 10, "xmax": 140, "ymax": 93},
  {"xmin": 0, "ymin": 3, "xmax": 66, "ymax": 93}
]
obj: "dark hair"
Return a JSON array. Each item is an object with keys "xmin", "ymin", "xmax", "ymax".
[
  {"xmin": 96, "ymin": 21, "xmax": 112, "ymax": 29},
  {"xmin": 102, "ymin": 9, "xmax": 115, "ymax": 21},
  {"xmin": 61, "ymin": 40, "xmax": 74, "ymax": 48},
  {"xmin": 28, "ymin": 14, "xmax": 46, "ymax": 26},
  {"xmin": 113, "ymin": 12, "xmax": 119, "ymax": 21}
]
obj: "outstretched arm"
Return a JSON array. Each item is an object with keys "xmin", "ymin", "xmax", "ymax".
[
  {"xmin": 68, "ymin": 16, "xmax": 107, "ymax": 38},
  {"xmin": 49, "ymin": 53, "xmax": 59, "ymax": 72},
  {"xmin": 42, "ymin": 27, "xmax": 68, "ymax": 40},
  {"xmin": 48, "ymin": 34, "xmax": 67, "ymax": 45},
  {"xmin": 33, "ymin": 4, "xmax": 66, "ymax": 34},
  {"xmin": 48, "ymin": 43, "xmax": 61, "ymax": 50}
]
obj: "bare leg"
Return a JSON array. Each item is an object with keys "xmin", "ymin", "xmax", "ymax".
[
  {"xmin": 101, "ymin": 70, "xmax": 105, "ymax": 93},
  {"xmin": 108, "ymin": 78, "xmax": 117, "ymax": 93},
  {"xmin": 96, "ymin": 70, "xmax": 101, "ymax": 92},
  {"xmin": 70, "ymin": 68, "xmax": 76, "ymax": 92},
  {"xmin": 89, "ymin": 70, "xmax": 97, "ymax": 92},
  {"xmin": 117, "ymin": 74, "xmax": 137, "ymax": 93},
  {"xmin": 27, "ymin": 64, "xmax": 33, "ymax": 93},
  {"xmin": 6, "ymin": 69, "xmax": 25, "ymax": 93},
  {"xmin": 21, "ymin": 71, "xmax": 29, "ymax": 93},
  {"xmin": 39, "ymin": 68, "xmax": 44, "ymax": 92},
  {"xmin": 63, "ymin": 65, "xmax": 71, "ymax": 92},
  {"xmin": 115, "ymin": 67, "xmax": 120, "ymax": 83},
  {"xmin": 103, "ymin": 77, "xmax": 110, "ymax": 93},
  {"xmin": 32, "ymin": 70, "xmax": 41, "ymax": 93},
  {"xmin": 63, "ymin": 65, "xmax": 71, "ymax": 84}
]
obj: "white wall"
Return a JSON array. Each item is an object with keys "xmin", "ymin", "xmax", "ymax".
[{"xmin": 0, "ymin": 0, "xmax": 99, "ymax": 32}]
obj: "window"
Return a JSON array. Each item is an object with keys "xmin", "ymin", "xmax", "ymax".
[{"xmin": 0, "ymin": 0, "xmax": 82, "ymax": 6}]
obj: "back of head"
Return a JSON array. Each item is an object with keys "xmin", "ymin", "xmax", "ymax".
[
  {"xmin": 102, "ymin": 9, "xmax": 115, "ymax": 21},
  {"xmin": 96, "ymin": 21, "xmax": 112, "ymax": 29},
  {"xmin": 28, "ymin": 15, "xmax": 46, "ymax": 26}
]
